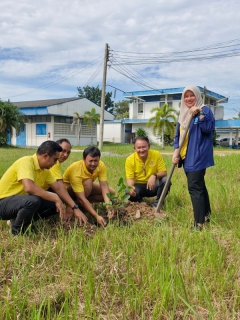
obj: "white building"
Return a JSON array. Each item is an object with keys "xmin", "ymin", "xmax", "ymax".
[
  {"xmin": 10, "ymin": 97, "xmax": 114, "ymax": 147},
  {"xmin": 100, "ymin": 86, "xmax": 226, "ymax": 144}
]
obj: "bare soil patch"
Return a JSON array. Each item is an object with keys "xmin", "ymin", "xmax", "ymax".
[{"xmin": 59, "ymin": 201, "xmax": 166, "ymax": 238}]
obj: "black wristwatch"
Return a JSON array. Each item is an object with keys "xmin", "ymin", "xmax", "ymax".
[{"xmin": 72, "ymin": 204, "xmax": 79, "ymax": 210}]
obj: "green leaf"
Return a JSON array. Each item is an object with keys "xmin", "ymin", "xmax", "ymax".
[{"xmin": 121, "ymin": 194, "xmax": 130, "ymax": 201}]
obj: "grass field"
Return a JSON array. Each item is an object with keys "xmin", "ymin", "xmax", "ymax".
[{"xmin": 0, "ymin": 144, "xmax": 240, "ymax": 319}]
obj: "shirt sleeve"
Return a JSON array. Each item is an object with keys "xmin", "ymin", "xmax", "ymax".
[
  {"xmin": 68, "ymin": 171, "xmax": 84, "ymax": 193},
  {"xmin": 98, "ymin": 162, "xmax": 107, "ymax": 181},
  {"xmin": 125, "ymin": 156, "xmax": 135, "ymax": 179},
  {"xmin": 17, "ymin": 157, "xmax": 35, "ymax": 181},
  {"xmin": 199, "ymin": 107, "xmax": 215, "ymax": 133}
]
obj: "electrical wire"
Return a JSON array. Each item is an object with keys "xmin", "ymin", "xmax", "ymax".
[
  {"xmin": 4, "ymin": 56, "xmax": 103, "ymax": 100},
  {"xmin": 110, "ymin": 38, "xmax": 240, "ymax": 65},
  {"xmin": 84, "ymin": 61, "xmax": 103, "ymax": 87}
]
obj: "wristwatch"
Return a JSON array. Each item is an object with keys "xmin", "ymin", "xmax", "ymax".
[{"xmin": 72, "ymin": 204, "xmax": 79, "ymax": 210}]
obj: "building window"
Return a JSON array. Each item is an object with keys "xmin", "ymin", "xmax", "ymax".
[
  {"xmin": 138, "ymin": 103, "xmax": 143, "ymax": 113},
  {"xmin": 54, "ymin": 116, "xmax": 73, "ymax": 123},
  {"xmin": 31, "ymin": 115, "xmax": 51, "ymax": 123},
  {"xmin": 54, "ymin": 124, "xmax": 96, "ymax": 136},
  {"xmin": 36, "ymin": 124, "xmax": 46, "ymax": 135},
  {"xmin": 159, "ymin": 102, "xmax": 165, "ymax": 107},
  {"xmin": 172, "ymin": 94, "xmax": 182, "ymax": 100}
]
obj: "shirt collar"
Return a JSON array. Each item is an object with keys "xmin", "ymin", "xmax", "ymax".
[
  {"xmin": 32, "ymin": 153, "xmax": 41, "ymax": 170},
  {"xmin": 82, "ymin": 160, "xmax": 99, "ymax": 175}
]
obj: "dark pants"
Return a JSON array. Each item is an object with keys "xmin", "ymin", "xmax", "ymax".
[
  {"xmin": 0, "ymin": 195, "xmax": 57, "ymax": 235},
  {"xmin": 185, "ymin": 170, "xmax": 211, "ymax": 224},
  {"xmin": 129, "ymin": 177, "xmax": 171, "ymax": 203}
]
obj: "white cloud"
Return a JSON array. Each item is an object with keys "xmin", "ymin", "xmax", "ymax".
[{"xmin": 0, "ymin": 0, "xmax": 240, "ymax": 118}]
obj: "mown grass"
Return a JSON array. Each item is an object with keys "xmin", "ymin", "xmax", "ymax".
[{"xmin": 0, "ymin": 144, "xmax": 240, "ymax": 319}]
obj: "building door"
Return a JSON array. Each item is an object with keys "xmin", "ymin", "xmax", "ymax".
[{"xmin": 16, "ymin": 125, "xmax": 26, "ymax": 146}]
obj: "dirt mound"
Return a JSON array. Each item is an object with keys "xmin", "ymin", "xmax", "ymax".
[
  {"xmin": 114, "ymin": 201, "xmax": 165, "ymax": 222},
  {"xmin": 60, "ymin": 201, "xmax": 166, "ymax": 238}
]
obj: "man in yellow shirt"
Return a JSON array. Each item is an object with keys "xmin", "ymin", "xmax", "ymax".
[
  {"xmin": 63, "ymin": 146, "xmax": 115, "ymax": 227},
  {"xmin": 50, "ymin": 138, "xmax": 72, "ymax": 186},
  {"xmin": 0, "ymin": 141, "xmax": 87, "ymax": 235},
  {"xmin": 125, "ymin": 136, "xmax": 171, "ymax": 209}
]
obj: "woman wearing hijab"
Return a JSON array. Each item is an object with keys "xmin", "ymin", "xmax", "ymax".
[{"xmin": 172, "ymin": 86, "xmax": 215, "ymax": 230}]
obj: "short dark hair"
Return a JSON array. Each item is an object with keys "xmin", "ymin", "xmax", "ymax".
[
  {"xmin": 37, "ymin": 141, "xmax": 62, "ymax": 156},
  {"xmin": 134, "ymin": 136, "xmax": 150, "ymax": 145},
  {"xmin": 55, "ymin": 138, "xmax": 72, "ymax": 147},
  {"xmin": 83, "ymin": 146, "xmax": 101, "ymax": 159}
]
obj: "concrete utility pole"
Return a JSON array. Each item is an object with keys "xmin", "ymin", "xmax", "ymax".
[{"xmin": 98, "ymin": 43, "xmax": 109, "ymax": 150}]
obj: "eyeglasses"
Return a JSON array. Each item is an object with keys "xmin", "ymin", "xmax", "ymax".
[
  {"xmin": 142, "ymin": 164, "xmax": 146, "ymax": 176},
  {"xmin": 48, "ymin": 154, "xmax": 58, "ymax": 163}
]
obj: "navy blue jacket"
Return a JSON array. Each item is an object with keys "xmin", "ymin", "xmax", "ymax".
[{"xmin": 174, "ymin": 106, "xmax": 215, "ymax": 172}]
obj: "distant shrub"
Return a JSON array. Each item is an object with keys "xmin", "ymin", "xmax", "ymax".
[{"xmin": 135, "ymin": 128, "xmax": 148, "ymax": 138}]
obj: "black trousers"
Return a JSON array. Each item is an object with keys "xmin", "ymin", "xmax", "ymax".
[
  {"xmin": 129, "ymin": 176, "xmax": 170, "ymax": 202},
  {"xmin": 0, "ymin": 195, "xmax": 57, "ymax": 235},
  {"xmin": 185, "ymin": 169, "xmax": 211, "ymax": 224}
]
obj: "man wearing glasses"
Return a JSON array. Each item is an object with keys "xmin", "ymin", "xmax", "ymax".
[
  {"xmin": 125, "ymin": 136, "xmax": 170, "ymax": 209},
  {"xmin": 0, "ymin": 141, "xmax": 87, "ymax": 235}
]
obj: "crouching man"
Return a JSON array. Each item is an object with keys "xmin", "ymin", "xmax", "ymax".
[
  {"xmin": 0, "ymin": 141, "xmax": 87, "ymax": 235},
  {"xmin": 125, "ymin": 136, "xmax": 171, "ymax": 209},
  {"xmin": 63, "ymin": 146, "xmax": 115, "ymax": 227}
]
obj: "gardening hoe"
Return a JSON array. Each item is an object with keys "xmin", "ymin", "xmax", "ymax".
[{"xmin": 155, "ymin": 115, "xmax": 193, "ymax": 213}]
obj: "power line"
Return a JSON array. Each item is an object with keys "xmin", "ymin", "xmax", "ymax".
[
  {"xmin": 4, "ymin": 56, "xmax": 103, "ymax": 100},
  {"xmin": 84, "ymin": 61, "xmax": 104, "ymax": 87},
  {"xmin": 110, "ymin": 38, "xmax": 240, "ymax": 65}
]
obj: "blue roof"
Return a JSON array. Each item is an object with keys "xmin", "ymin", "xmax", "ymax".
[
  {"xmin": 215, "ymin": 119, "xmax": 240, "ymax": 127},
  {"xmin": 124, "ymin": 86, "xmax": 227, "ymax": 101}
]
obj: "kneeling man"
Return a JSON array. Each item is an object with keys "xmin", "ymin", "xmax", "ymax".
[
  {"xmin": 63, "ymin": 146, "xmax": 115, "ymax": 227},
  {"xmin": 125, "ymin": 136, "xmax": 171, "ymax": 209},
  {"xmin": 0, "ymin": 141, "xmax": 87, "ymax": 235}
]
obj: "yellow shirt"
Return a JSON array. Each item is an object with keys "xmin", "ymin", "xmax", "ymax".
[
  {"xmin": 63, "ymin": 160, "xmax": 107, "ymax": 193},
  {"xmin": 179, "ymin": 126, "xmax": 189, "ymax": 160},
  {"xmin": 125, "ymin": 149, "xmax": 167, "ymax": 184},
  {"xmin": 0, "ymin": 154, "xmax": 56, "ymax": 199},
  {"xmin": 49, "ymin": 161, "xmax": 62, "ymax": 180}
]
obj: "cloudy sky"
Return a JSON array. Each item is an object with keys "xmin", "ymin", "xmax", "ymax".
[{"xmin": 1, "ymin": 0, "xmax": 240, "ymax": 119}]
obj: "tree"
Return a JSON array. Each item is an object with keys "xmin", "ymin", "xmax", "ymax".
[
  {"xmin": 112, "ymin": 100, "xmax": 130, "ymax": 119},
  {"xmin": 147, "ymin": 103, "xmax": 177, "ymax": 149},
  {"xmin": 232, "ymin": 111, "xmax": 240, "ymax": 120},
  {"xmin": 71, "ymin": 112, "xmax": 83, "ymax": 145},
  {"xmin": 82, "ymin": 108, "xmax": 100, "ymax": 145},
  {"xmin": 0, "ymin": 100, "xmax": 26, "ymax": 146},
  {"xmin": 77, "ymin": 85, "xmax": 114, "ymax": 114}
]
